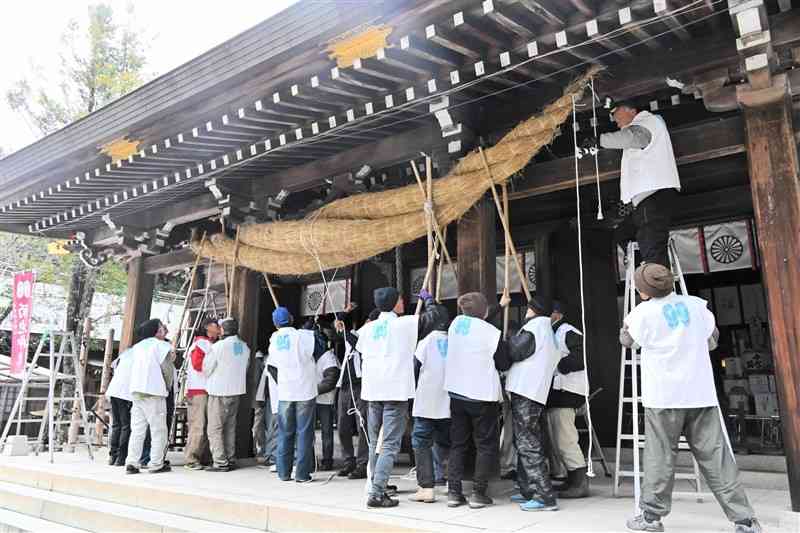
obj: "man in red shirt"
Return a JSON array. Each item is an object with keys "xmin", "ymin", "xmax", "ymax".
[{"xmin": 184, "ymin": 318, "xmax": 219, "ymax": 470}]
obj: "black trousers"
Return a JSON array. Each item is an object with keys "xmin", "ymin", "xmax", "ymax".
[
  {"xmin": 109, "ymin": 397, "xmax": 132, "ymax": 464},
  {"xmin": 316, "ymin": 403, "xmax": 335, "ymax": 462},
  {"xmin": 615, "ymin": 188, "xmax": 677, "ymax": 267},
  {"xmin": 338, "ymin": 382, "xmax": 368, "ymax": 467},
  {"xmin": 448, "ymin": 398, "xmax": 499, "ymax": 495},
  {"xmin": 510, "ymin": 392, "xmax": 555, "ymax": 504}
]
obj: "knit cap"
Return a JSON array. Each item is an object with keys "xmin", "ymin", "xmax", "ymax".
[
  {"xmin": 634, "ymin": 263, "xmax": 673, "ymax": 298},
  {"xmin": 374, "ymin": 287, "xmax": 399, "ymax": 312},
  {"xmin": 458, "ymin": 292, "xmax": 488, "ymax": 319}
]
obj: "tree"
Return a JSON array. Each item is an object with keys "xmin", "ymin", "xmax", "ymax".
[{"xmin": 5, "ymin": 3, "xmax": 151, "ymax": 363}]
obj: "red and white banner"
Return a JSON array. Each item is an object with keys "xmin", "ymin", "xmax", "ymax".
[{"xmin": 10, "ymin": 271, "xmax": 35, "ymax": 376}]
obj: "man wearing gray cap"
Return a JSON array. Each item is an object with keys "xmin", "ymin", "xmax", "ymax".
[{"xmin": 620, "ymin": 264, "xmax": 760, "ymax": 533}]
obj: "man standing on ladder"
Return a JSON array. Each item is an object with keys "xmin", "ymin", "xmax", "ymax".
[
  {"xmin": 620, "ymin": 264, "xmax": 761, "ymax": 533},
  {"xmin": 587, "ymin": 100, "xmax": 681, "ymax": 268}
]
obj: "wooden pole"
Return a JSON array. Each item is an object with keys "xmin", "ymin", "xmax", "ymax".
[
  {"xmin": 502, "ymin": 184, "xmax": 511, "ymax": 339},
  {"xmin": 228, "ymin": 226, "xmax": 242, "ymax": 316},
  {"xmin": 478, "ymin": 146, "xmax": 531, "ymax": 301},
  {"xmin": 262, "ymin": 273, "xmax": 280, "ymax": 308},
  {"xmin": 739, "ymin": 77, "xmax": 800, "ymax": 511},
  {"xmin": 410, "ymin": 160, "xmax": 457, "ymax": 276},
  {"xmin": 95, "ymin": 328, "xmax": 115, "ymax": 445},
  {"xmin": 436, "ymin": 226, "xmax": 447, "ymax": 301}
]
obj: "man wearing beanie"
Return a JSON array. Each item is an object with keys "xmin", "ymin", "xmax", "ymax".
[
  {"xmin": 444, "ymin": 291, "xmax": 534, "ymax": 509},
  {"xmin": 621, "ymin": 264, "xmax": 760, "ymax": 533},
  {"xmin": 506, "ymin": 295, "xmax": 562, "ymax": 512},
  {"xmin": 267, "ymin": 306, "xmax": 326, "ymax": 483},
  {"xmin": 546, "ymin": 300, "xmax": 589, "ymax": 499},
  {"xmin": 203, "ymin": 317, "xmax": 250, "ymax": 472},
  {"xmin": 357, "ymin": 287, "xmax": 438, "ymax": 508}
]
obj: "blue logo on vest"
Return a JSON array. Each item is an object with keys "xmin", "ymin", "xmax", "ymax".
[
  {"xmin": 662, "ymin": 302, "xmax": 690, "ymax": 329},
  {"xmin": 233, "ymin": 342, "xmax": 244, "ymax": 356},
  {"xmin": 454, "ymin": 316, "xmax": 471, "ymax": 336},
  {"xmin": 276, "ymin": 334, "xmax": 290, "ymax": 351},
  {"xmin": 372, "ymin": 320, "xmax": 388, "ymax": 341},
  {"xmin": 436, "ymin": 338, "xmax": 448, "ymax": 358}
]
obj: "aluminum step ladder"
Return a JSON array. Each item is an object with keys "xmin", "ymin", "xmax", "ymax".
[
  {"xmin": 168, "ymin": 256, "xmax": 220, "ymax": 450},
  {"xmin": 0, "ymin": 332, "xmax": 94, "ymax": 462},
  {"xmin": 613, "ymin": 240, "xmax": 708, "ymax": 508}
]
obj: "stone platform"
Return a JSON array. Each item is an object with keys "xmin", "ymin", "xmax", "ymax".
[{"xmin": 0, "ymin": 449, "xmax": 796, "ymax": 532}]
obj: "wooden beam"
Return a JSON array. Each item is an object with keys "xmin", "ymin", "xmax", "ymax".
[
  {"xmin": 739, "ymin": 77, "xmax": 800, "ymax": 512},
  {"xmin": 143, "ymin": 247, "xmax": 196, "ymax": 275},
  {"xmin": 119, "ymin": 256, "xmax": 155, "ymax": 352},
  {"xmin": 510, "ymin": 115, "xmax": 749, "ymax": 199},
  {"xmin": 457, "ymin": 197, "xmax": 497, "ymax": 306}
]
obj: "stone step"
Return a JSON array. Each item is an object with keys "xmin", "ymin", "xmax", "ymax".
[
  {"xmin": 0, "ymin": 480, "xmax": 261, "ymax": 533},
  {"xmin": 0, "ymin": 507, "xmax": 88, "ymax": 533}
]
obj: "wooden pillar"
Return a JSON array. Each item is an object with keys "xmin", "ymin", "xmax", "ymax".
[
  {"xmin": 230, "ymin": 267, "xmax": 262, "ymax": 458},
  {"xmin": 119, "ymin": 257, "xmax": 155, "ymax": 352},
  {"xmin": 457, "ymin": 197, "xmax": 497, "ymax": 306},
  {"xmin": 534, "ymin": 232, "xmax": 553, "ymax": 303},
  {"xmin": 739, "ymin": 76, "xmax": 800, "ymax": 511}
]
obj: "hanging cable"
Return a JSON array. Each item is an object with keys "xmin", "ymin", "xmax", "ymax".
[{"xmin": 572, "ymin": 94, "xmax": 596, "ymax": 478}]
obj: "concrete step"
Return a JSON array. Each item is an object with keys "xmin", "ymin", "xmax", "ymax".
[
  {"xmin": 0, "ymin": 480, "xmax": 262, "ymax": 533},
  {"xmin": 0, "ymin": 507, "xmax": 87, "ymax": 533}
]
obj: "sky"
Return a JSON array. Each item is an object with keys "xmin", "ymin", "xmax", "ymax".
[{"xmin": 0, "ymin": 0, "xmax": 301, "ymax": 156}]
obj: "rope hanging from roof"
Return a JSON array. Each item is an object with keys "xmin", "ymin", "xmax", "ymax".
[{"xmin": 191, "ymin": 67, "xmax": 599, "ymax": 275}]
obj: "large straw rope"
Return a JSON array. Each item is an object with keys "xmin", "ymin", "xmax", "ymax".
[{"xmin": 192, "ymin": 67, "xmax": 599, "ymax": 275}]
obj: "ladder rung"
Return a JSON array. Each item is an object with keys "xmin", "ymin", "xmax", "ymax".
[
  {"xmin": 22, "ymin": 397, "xmax": 74, "ymax": 402},
  {"xmin": 12, "ymin": 419, "xmax": 73, "ymax": 424}
]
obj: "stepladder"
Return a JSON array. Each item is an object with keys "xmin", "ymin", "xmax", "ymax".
[
  {"xmin": 613, "ymin": 240, "xmax": 709, "ymax": 508},
  {"xmin": 0, "ymin": 331, "xmax": 94, "ymax": 462},
  {"xmin": 168, "ymin": 256, "xmax": 221, "ymax": 450}
]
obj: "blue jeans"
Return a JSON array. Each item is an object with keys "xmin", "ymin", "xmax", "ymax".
[
  {"xmin": 263, "ymin": 403, "xmax": 278, "ymax": 463},
  {"xmin": 367, "ymin": 400, "xmax": 408, "ymax": 497},
  {"xmin": 277, "ymin": 399, "xmax": 316, "ymax": 482},
  {"xmin": 412, "ymin": 417, "xmax": 451, "ymax": 488}
]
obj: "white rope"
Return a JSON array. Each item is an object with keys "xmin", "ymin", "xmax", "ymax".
[
  {"xmin": 589, "ymin": 77, "xmax": 604, "ymax": 221},
  {"xmin": 572, "ymin": 94, "xmax": 596, "ymax": 479}
]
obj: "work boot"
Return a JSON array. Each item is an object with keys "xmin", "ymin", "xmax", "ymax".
[
  {"xmin": 148, "ymin": 464, "xmax": 171, "ymax": 474},
  {"xmin": 447, "ymin": 492, "xmax": 467, "ymax": 508},
  {"xmin": 559, "ymin": 467, "xmax": 589, "ymax": 499},
  {"xmin": 348, "ymin": 464, "xmax": 367, "ymax": 479},
  {"xmin": 408, "ymin": 487, "xmax": 436, "ymax": 503},
  {"xmin": 320, "ymin": 459, "xmax": 334, "ymax": 471},
  {"xmin": 125, "ymin": 465, "xmax": 140, "ymax": 475},
  {"xmin": 367, "ymin": 493, "xmax": 399, "ymax": 508},
  {"xmin": 626, "ymin": 513, "xmax": 664, "ymax": 532},
  {"xmin": 734, "ymin": 519, "xmax": 762, "ymax": 533},
  {"xmin": 385, "ymin": 484, "xmax": 398, "ymax": 497},
  {"xmin": 108, "ymin": 455, "xmax": 117, "ymax": 466},
  {"xmin": 338, "ymin": 459, "xmax": 355, "ymax": 477},
  {"xmin": 468, "ymin": 491, "xmax": 493, "ymax": 509}
]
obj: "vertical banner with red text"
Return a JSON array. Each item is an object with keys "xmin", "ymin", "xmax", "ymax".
[{"xmin": 10, "ymin": 271, "xmax": 36, "ymax": 376}]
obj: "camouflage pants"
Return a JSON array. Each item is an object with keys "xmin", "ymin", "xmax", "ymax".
[{"xmin": 510, "ymin": 393, "xmax": 556, "ymax": 504}]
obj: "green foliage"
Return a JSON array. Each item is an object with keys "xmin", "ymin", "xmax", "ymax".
[{"xmin": 5, "ymin": 2, "xmax": 150, "ymax": 135}]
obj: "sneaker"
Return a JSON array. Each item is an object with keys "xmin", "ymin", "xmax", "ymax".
[
  {"xmin": 269, "ymin": 464, "xmax": 277, "ymax": 473},
  {"xmin": 734, "ymin": 519, "xmax": 762, "ymax": 533},
  {"xmin": 204, "ymin": 465, "xmax": 231, "ymax": 472},
  {"xmin": 108, "ymin": 455, "xmax": 117, "ymax": 466},
  {"xmin": 148, "ymin": 464, "xmax": 172, "ymax": 474},
  {"xmin": 520, "ymin": 499, "xmax": 559, "ymax": 512},
  {"xmin": 447, "ymin": 492, "xmax": 467, "ymax": 508},
  {"xmin": 338, "ymin": 461, "xmax": 356, "ymax": 477},
  {"xmin": 348, "ymin": 465, "xmax": 367, "ymax": 479},
  {"xmin": 468, "ymin": 492, "xmax": 493, "ymax": 509},
  {"xmin": 125, "ymin": 465, "xmax": 140, "ymax": 475},
  {"xmin": 367, "ymin": 493, "xmax": 399, "ymax": 508},
  {"xmin": 296, "ymin": 477, "xmax": 313, "ymax": 484},
  {"xmin": 408, "ymin": 487, "xmax": 436, "ymax": 503},
  {"xmin": 626, "ymin": 514, "xmax": 664, "ymax": 532},
  {"xmin": 385, "ymin": 484, "xmax": 398, "ymax": 497},
  {"xmin": 184, "ymin": 462, "xmax": 204, "ymax": 471},
  {"xmin": 510, "ymin": 493, "xmax": 527, "ymax": 503}
]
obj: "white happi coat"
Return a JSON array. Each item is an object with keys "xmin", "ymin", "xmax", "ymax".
[
  {"xmin": 445, "ymin": 315, "xmax": 503, "ymax": 402},
  {"xmin": 128, "ymin": 337, "xmax": 173, "ymax": 397},
  {"xmin": 356, "ymin": 312, "xmax": 419, "ymax": 401},
  {"xmin": 506, "ymin": 316, "xmax": 560, "ymax": 405},
  {"xmin": 204, "ymin": 335, "xmax": 250, "ymax": 397}
]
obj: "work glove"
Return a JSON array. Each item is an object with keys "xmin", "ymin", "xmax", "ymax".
[
  {"xmin": 577, "ymin": 134, "xmax": 599, "ymax": 159},
  {"xmin": 418, "ymin": 288, "xmax": 433, "ymax": 305}
]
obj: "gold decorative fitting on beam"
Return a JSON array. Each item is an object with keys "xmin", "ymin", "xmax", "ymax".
[
  {"xmin": 99, "ymin": 137, "xmax": 141, "ymax": 163},
  {"xmin": 326, "ymin": 24, "xmax": 393, "ymax": 68}
]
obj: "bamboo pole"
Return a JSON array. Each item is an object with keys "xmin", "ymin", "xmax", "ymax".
[
  {"xmin": 262, "ymin": 273, "xmax": 280, "ymax": 308},
  {"xmin": 227, "ymin": 226, "xmax": 242, "ymax": 316},
  {"xmin": 502, "ymin": 184, "xmax": 511, "ymax": 339},
  {"xmin": 435, "ymin": 226, "xmax": 447, "ymax": 301},
  {"xmin": 410, "ymin": 160, "xmax": 457, "ymax": 276},
  {"xmin": 478, "ymin": 146, "xmax": 531, "ymax": 301}
]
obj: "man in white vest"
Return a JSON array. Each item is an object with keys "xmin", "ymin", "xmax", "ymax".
[
  {"xmin": 444, "ymin": 292, "xmax": 530, "ymax": 509},
  {"xmin": 125, "ymin": 319, "xmax": 174, "ymax": 474},
  {"xmin": 546, "ymin": 300, "xmax": 589, "ymax": 499},
  {"xmin": 106, "ymin": 347, "xmax": 135, "ymax": 466},
  {"xmin": 620, "ymin": 264, "xmax": 760, "ymax": 533},
  {"xmin": 357, "ymin": 287, "xmax": 431, "ymax": 509},
  {"xmin": 590, "ymin": 101, "xmax": 681, "ymax": 267},
  {"xmin": 267, "ymin": 307, "xmax": 326, "ymax": 483},
  {"xmin": 506, "ymin": 295, "xmax": 561, "ymax": 512},
  {"xmin": 184, "ymin": 317, "xmax": 219, "ymax": 470},
  {"xmin": 315, "ymin": 341, "xmax": 340, "ymax": 471},
  {"xmin": 203, "ymin": 317, "xmax": 250, "ymax": 472}
]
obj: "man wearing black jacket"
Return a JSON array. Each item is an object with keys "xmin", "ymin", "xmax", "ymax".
[{"xmin": 546, "ymin": 301, "xmax": 589, "ymax": 499}]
